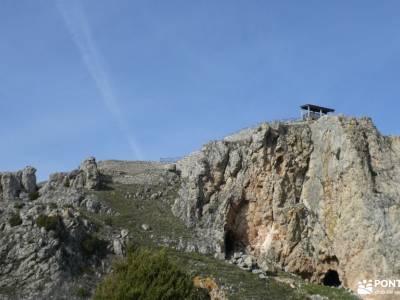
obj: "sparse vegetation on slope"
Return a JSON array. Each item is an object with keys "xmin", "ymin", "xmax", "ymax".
[
  {"xmin": 93, "ymin": 248, "xmax": 209, "ymax": 300},
  {"xmin": 36, "ymin": 214, "xmax": 60, "ymax": 231},
  {"xmin": 8, "ymin": 212, "xmax": 22, "ymax": 227},
  {"xmin": 90, "ymin": 183, "xmax": 192, "ymax": 248},
  {"xmin": 28, "ymin": 190, "xmax": 39, "ymax": 201},
  {"xmin": 81, "ymin": 234, "xmax": 108, "ymax": 257},
  {"xmin": 88, "ymin": 182, "xmax": 358, "ymax": 300}
]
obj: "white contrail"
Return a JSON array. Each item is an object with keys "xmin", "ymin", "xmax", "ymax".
[{"xmin": 56, "ymin": 0, "xmax": 143, "ymax": 159}]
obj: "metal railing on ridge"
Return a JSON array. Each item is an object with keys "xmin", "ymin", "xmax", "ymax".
[{"xmin": 159, "ymin": 157, "xmax": 182, "ymax": 163}]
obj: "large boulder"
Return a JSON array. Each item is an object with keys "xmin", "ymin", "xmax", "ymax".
[
  {"xmin": 21, "ymin": 166, "xmax": 37, "ymax": 194},
  {"xmin": 42, "ymin": 157, "xmax": 100, "ymax": 192},
  {"xmin": 0, "ymin": 167, "xmax": 37, "ymax": 201},
  {"xmin": 1, "ymin": 172, "xmax": 22, "ymax": 201},
  {"xmin": 79, "ymin": 156, "xmax": 100, "ymax": 190}
]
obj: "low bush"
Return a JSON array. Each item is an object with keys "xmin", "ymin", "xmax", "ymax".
[
  {"xmin": 104, "ymin": 217, "xmax": 113, "ymax": 226},
  {"xmin": 9, "ymin": 213, "xmax": 22, "ymax": 227},
  {"xmin": 48, "ymin": 202, "xmax": 58, "ymax": 209},
  {"xmin": 14, "ymin": 202, "xmax": 25, "ymax": 209},
  {"xmin": 75, "ymin": 287, "xmax": 90, "ymax": 298},
  {"xmin": 93, "ymin": 248, "xmax": 209, "ymax": 300},
  {"xmin": 36, "ymin": 215, "xmax": 60, "ymax": 232},
  {"xmin": 81, "ymin": 234, "xmax": 108, "ymax": 256},
  {"xmin": 29, "ymin": 191, "xmax": 40, "ymax": 201}
]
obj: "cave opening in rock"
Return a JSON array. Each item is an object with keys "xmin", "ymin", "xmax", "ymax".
[
  {"xmin": 322, "ymin": 269, "xmax": 341, "ymax": 287},
  {"xmin": 224, "ymin": 230, "xmax": 235, "ymax": 259}
]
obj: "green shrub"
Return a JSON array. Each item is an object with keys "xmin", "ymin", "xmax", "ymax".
[
  {"xmin": 104, "ymin": 217, "xmax": 113, "ymax": 226},
  {"xmin": 79, "ymin": 266, "xmax": 94, "ymax": 275},
  {"xmin": 93, "ymin": 248, "xmax": 209, "ymax": 300},
  {"xmin": 81, "ymin": 234, "xmax": 108, "ymax": 256},
  {"xmin": 29, "ymin": 191, "xmax": 40, "ymax": 201},
  {"xmin": 9, "ymin": 213, "xmax": 22, "ymax": 227},
  {"xmin": 48, "ymin": 202, "xmax": 58, "ymax": 209},
  {"xmin": 75, "ymin": 287, "xmax": 90, "ymax": 298},
  {"xmin": 14, "ymin": 202, "xmax": 25, "ymax": 209},
  {"xmin": 36, "ymin": 215, "xmax": 60, "ymax": 232}
]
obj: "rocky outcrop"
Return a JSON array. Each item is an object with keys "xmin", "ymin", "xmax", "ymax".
[
  {"xmin": 173, "ymin": 116, "xmax": 400, "ymax": 293},
  {"xmin": 42, "ymin": 157, "xmax": 100, "ymax": 192},
  {"xmin": 0, "ymin": 158, "xmax": 115, "ymax": 299},
  {"xmin": 112, "ymin": 229, "xmax": 130, "ymax": 256},
  {"xmin": 0, "ymin": 156, "xmax": 195, "ymax": 299},
  {"xmin": 193, "ymin": 276, "xmax": 228, "ymax": 300},
  {"xmin": 1, "ymin": 172, "xmax": 22, "ymax": 201},
  {"xmin": 79, "ymin": 157, "xmax": 100, "ymax": 190},
  {"xmin": 21, "ymin": 166, "xmax": 37, "ymax": 194},
  {"xmin": 0, "ymin": 166, "xmax": 37, "ymax": 201},
  {"xmin": 0, "ymin": 203, "xmax": 108, "ymax": 299}
]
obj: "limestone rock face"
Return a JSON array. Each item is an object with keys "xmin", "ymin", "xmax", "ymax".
[
  {"xmin": 1, "ymin": 172, "xmax": 22, "ymax": 201},
  {"xmin": 0, "ymin": 166, "xmax": 37, "ymax": 201},
  {"xmin": 21, "ymin": 166, "xmax": 37, "ymax": 194},
  {"xmin": 42, "ymin": 157, "xmax": 100, "ymax": 192},
  {"xmin": 79, "ymin": 156, "xmax": 100, "ymax": 190},
  {"xmin": 0, "ymin": 204, "xmax": 106, "ymax": 299},
  {"xmin": 173, "ymin": 116, "xmax": 400, "ymax": 293},
  {"xmin": 0, "ymin": 161, "xmax": 113, "ymax": 299}
]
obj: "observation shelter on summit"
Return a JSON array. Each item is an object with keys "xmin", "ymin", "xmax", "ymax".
[{"xmin": 300, "ymin": 104, "xmax": 335, "ymax": 120}]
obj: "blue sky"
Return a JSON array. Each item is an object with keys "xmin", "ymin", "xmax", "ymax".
[{"xmin": 1, "ymin": 0, "xmax": 400, "ymax": 180}]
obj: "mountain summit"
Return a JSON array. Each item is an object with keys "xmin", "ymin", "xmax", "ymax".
[{"xmin": 1, "ymin": 116, "xmax": 395, "ymax": 299}]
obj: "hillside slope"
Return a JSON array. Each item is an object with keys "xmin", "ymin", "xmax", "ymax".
[{"xmin": 1, "ymin": 115, "xmax": 393, "ymax": 299}]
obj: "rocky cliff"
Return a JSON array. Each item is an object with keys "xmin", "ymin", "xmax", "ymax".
[
  {"xmin": 0, "ymin": 158, "xmax": 185, "ymax": 300},
  {"xmin": 0, "ymin": 158, "xmax": 115, "ymax": 299},
  {"xmin": 173, "ymin": 115, "xmax": 400, "ymax": 293},
  {"xmin": 0, "ymin": 115, "xmax": 395, "ymax": 299}
]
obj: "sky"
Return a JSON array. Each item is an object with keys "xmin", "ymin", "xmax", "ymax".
[{"xmin": 1, "ymin": 0, "xmax": 400, "ymax": 180}]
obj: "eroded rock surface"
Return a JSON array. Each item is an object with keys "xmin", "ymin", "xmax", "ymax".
[
  {"xmin": 1, "ymin": 116, "xmax": 398, "ymax": 298},
  {"xmin": 173, "ymin": 116, "xmax": 400, "ymax": 293},
  {"xmin": 0, "ymin": 166, "xmax": 37, "ymax": 202},
  {"xmin": 42, "ymin": 157, "xmax": 100, "ymax": 193},
  {"xmin": 0, "ymin": 158, "xmax": 114, "ymax": 300},
  {"xmin": 0, "ymin": 156, "xmax": 183, "ymax": 299}
]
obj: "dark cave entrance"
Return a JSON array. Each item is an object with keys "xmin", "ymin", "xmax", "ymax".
[
  {"xmin": 322, "ymin": 270, "xmax": 341, "ymax": 287},
  {"xmin": 224, "ymin": 230, "xmax": 235, "ymax": 259}
]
